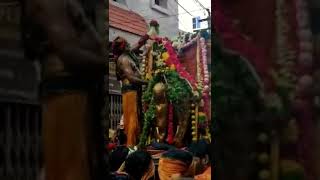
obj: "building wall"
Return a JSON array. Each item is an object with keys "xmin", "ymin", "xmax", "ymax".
[
  {"xmin": 126, "ymin": 0, "xmax": 179, "ymax": 38},
  {"xmin": 109, "ymin": 27, "xmax": 141, "ymax": 45}
]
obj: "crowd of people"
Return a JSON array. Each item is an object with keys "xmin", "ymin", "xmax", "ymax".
[{"xmin": 107, "ymin": 123, "xmax": 212, "ymax": 180}]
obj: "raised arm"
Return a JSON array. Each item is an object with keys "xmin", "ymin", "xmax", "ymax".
[{"xmin": 131, "ymin": 34, "xmax": 150, "ymax": 53}]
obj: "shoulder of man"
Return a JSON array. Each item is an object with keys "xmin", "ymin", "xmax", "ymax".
[{"xmin": 118, "ymin": 54, "xmax": 133, "ymax": 64}]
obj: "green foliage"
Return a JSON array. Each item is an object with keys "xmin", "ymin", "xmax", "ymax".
[
  {"xmin": 142, "ymin": 70, "xmax": 192, "ymax": 104},
  {"xmin": 138, "ymin": 101, "xmax": 156, "ymax": 148},
  {"xmin": 139, "ymin": 40, "xmax": 193, "ymax": 147},
  {"xmin": 198, "ymin": 115, "xmax": 206, "ymax": 123},
  {"xmin": 165, "ymin": 71, "xmax": 193, "ymax": 105},
  {"xmin": 139, "ymin": 70, "xmax": 193, "ymax": 147}
]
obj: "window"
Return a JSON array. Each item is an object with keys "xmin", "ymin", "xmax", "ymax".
[
  {"xmin": 154, "ymin": 0, "xmax": 167, "ymax": 9},
  {"xmin": 192, "ymin": 16, "xmax": 201, "ymax": 29},
  {"xmin": 151, "ymin": 0, "xmax": 169, "ymax": 14},
  {"xmin": 113, "ymin": 0, "xmax": 126, "ymax": 5}
]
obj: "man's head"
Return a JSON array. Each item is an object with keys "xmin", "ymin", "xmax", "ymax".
[
  {"xmin": 117, "ymin": 129, "xmax": 127, "ymax": 145},
  {"xmin": 187, "ymin": 140, "xmax": 211, "ymax": 173},
  {"xmin": 112, "ymin": 36, "xmax": 129, "ymax": 56},
  {"xmin": 124, "ymin": 150, "xmax": 153, "ymax": 180},
  {"xmin": 110, "ymin": 146, "xmax": 129, "ymax": 172}
]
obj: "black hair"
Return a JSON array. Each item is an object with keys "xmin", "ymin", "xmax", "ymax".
[
  {"xmin": 117, "ymin": 129, "xmax": 127, "ymax": 145},
  {"xmin": 109, "ymin": 146, "xmax": 129, "ymax": 172},
  {"xmin": 110, "ymin": 172, "xmax": 130, "ymax": 180},
  {"xmin": 162, "ymin": 149, "xmax": 193, "ymax": 166},
  {"xmin": 112, "ymin": 37, "xmax": 129, "ymax": 57},
  {"xmin": 124, "ymin": 150, "xmax": 152, "ymax": 180},
  {"xmin": 188, "ymin": 139, "xmax": 211, "ymax": 161}
]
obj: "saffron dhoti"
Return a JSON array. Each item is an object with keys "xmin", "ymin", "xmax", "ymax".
[
  {"xmin": 122, "ymin": 91, "xmax": 140, "ymax": 146},
  {"xmin": 42, "ymin": 92, "xmax": 91, "ymax": 180}
]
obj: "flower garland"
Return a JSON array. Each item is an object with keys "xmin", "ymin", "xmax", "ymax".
[
  {"xmin": 138, "ymin": 101, "xmax": 156, "ymax": 148},
  {"xmin": 180, "ymin": 36, "xmax": 198, "ymax": 50},
  {"xmin": 294, "ymin": 0, "xmax": 314, "ymax": 178},
  {"xmin": 295, "ymin": 0, "xmax": 313, "ymax": 70},
  {"xmin": 200, "ymin": 37, "xmax": 210, "ymax": 120},
  {"xmin": 140, "ymin": 70, "xmax": 193, "ymax": 147},
  {"xmin": 191, "ymin": 103, "xmax": 197, "ymax": 142},
  {"xmin": 163, "ymin": 41, "xmax": 197, "ymax": 90},
  {"xmin": 273, "ymin": 0, "xmax": 296, "ymax": 96},
  {"xmin": 166, "ymin": 103, "xmax": 174, "ymax": 144}
]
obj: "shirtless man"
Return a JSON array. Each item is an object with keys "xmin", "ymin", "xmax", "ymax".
[
  {"xmin": 112, "ymin": 36, "xmax": 148, "ymax": 147},
  {"xmin": 25, "ymin": 0, "xmax": 107, "ymax": 180}
]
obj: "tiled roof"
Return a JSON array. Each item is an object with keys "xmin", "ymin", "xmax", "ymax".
[{"xmin": 109, "ymin": 3, "xmax": 148, "ymax": 36}]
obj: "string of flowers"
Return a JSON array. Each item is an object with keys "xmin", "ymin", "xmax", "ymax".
[
  {"xmin": 272, "ymin": 0, "xmax": 297, "ymax": 96},
  {"xmin": 196, "ymin": 37, "xmax": 203, "ymax": 90},
  {"xmin": 295, "ymin": 0, "xmax": 313, "ymax": 70},
  {"xmin": 166, "ymin": 103, "xmax": 174, "ymax": 145},
  {"xmin": 141, "ymin": 54, "xmax": 146, "ymax": 78},
  {"xmin": 163, "ymin": 41, "xmax": 197, "ymax": 89},
  {"xmin": 191, "ymin": 103, "xmax": 197, "ymax": 142},
  {"xmin": 294, "ymin": 0, "xmax": 314, "ymax": 178},
  {"xmin": 200, "ymin": 37, "xmax": 210, "ymax": 120},
  {"xmin": 180, "ymin": 36, "xmax": 198, "ymax": 50}
]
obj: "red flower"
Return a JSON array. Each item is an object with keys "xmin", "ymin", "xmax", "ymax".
[
  {"xmin": 166, "ymin": 103, "xmax": 174, "ymax": 144},
  {"xmin": 107, "ymin": 143, "xmax": 116, "ymax": 151},
  {"xmin": 150, "ymin": 19, "xmax": 159, "ymax": 27},
  {"xmin": 163, "ymin": 41, "xmax": 197, "ymax": 88}
]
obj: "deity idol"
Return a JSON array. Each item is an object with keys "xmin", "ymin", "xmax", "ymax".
[{"xmin": 139, "ymin": 20, "xmax": 195, "ymax": 148}]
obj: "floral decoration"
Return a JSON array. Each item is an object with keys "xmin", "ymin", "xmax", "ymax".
[{"xmin": 166, "ymin": 103, "xmax": 174, "ymax": 144}]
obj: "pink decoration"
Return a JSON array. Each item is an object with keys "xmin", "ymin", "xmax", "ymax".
[
  {"xmin": 204, "ymin": 85, "xmax": 209, "ymax": 91},
  {"xmin": 202, "ymin": 49, "xmax": 207, "ymax": 54},
  {"xmin": 198, "ymin": 36, "xmax": 210, "ymax": 121},
  {"xmin": 299, "ymin": 41, "xmax": 313, "ymax": 52},
  {"xmin": 298, "ymin": 53, "xmax": 313, "ymax": 67},
  {"xmin": 298, "ymin": 29, "xmax": 312, "ymax": 41},
  {"xmin": 296, "ymin": 11, "xmax": 308, "ymax": 23},
  {"xmin": 298, "ymin": 75, "xmax": 313, "ymax": 88},
  {"xmin": 295, "ymin": 1, "xmax": 315, "ymax": 177}
]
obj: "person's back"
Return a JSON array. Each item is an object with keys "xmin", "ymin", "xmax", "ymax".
[
  {"xmin": 123, "ymin": 150, "xmax": 154, "ymax": 180},
  {"xmin": 110, "ymin": 146, "xmax": 129, "ymax": 172}
]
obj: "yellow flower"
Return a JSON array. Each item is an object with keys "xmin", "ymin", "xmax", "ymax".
[
  {"xmin": 146, "ymin": 73, "xmax": 152, "ymax": 80},
  {"xmin": 281, "ymin": 160, "xmax": 304, "ymax": 174},
  {"xmin": 162, "ymin": 52, "xmax": 169, "ymax": 61},
  {"xmin": 258, "ymin": 170, "xmax": 270, "ymax": 179},
  {"xmin": 170, "ymin": 64, "xmax": 176, "ymax": 70}
]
